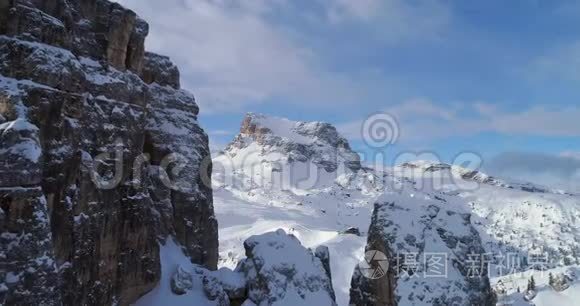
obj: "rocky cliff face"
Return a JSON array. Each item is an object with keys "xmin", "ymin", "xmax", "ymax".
[
  {"xmin": 350, "ymin": 194, "xmax": 496, "ymax": 306},
  {"xmin": 0, "ymin": 1, "xmax": 217, "ymax": 305}
]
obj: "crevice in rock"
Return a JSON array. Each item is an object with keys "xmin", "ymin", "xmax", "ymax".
[{"xmin": 0, "ymin": 195, "xmax": 11, "ymax": 217}]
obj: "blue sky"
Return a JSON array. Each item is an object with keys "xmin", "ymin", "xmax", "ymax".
[{"xmin": 119, "ymin": 0, "xmax": 580, "ymax": 189}]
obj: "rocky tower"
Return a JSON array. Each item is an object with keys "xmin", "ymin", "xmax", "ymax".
[
  {"xmin": 0, "ymin": 1, "xmax": 218, "ymax": 305},
  {"xmin": 349, "ymin": 194, "xmax": 497, "ymax": 306},
  {"xmin": 163, "ymin": 229, "xmax": 337, "ymax": 306}
]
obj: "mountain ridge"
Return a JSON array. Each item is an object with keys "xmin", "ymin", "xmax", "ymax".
[{"xmin": 213, "ymin": 113, "xmax": 580, "ymax": 305}]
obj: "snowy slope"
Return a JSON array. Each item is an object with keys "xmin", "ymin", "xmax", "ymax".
[
  {"xmin": 213, "ymin": 114, "xmax": 580, "ymax": 306},
  {"xmin": 214, "ymin": 187, "xmax": 371, "ymax": 306},
  {"xmin": 393, "ymin": 161, "xmax": 580, "ymax": 273},
  {"xmin": 350, "ymin": 192, "xmax": 495, "ymax": 306},
  {"xmin": 136, "ymin": 239, "xmax": 221, "ymax": 306},
  {"xmin": 213, "ymin": 114, "xmax": 384, "ymax": 305},
  {"xmin": 493, "ymin": 266, "xmax": 580, "ymax": 305}
]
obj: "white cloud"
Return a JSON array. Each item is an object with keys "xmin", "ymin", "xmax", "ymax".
[
  {"xmin": 117, "ymin": 0, "xmax": 451, "ymax": 114},
  {"xmin": 486, "ymin": 152, "xmax": 580, "ymax": 192},
  {"xmin": 325, "ymin": 0, "xmax": 450, "ymax": 43},
  {"xmin": 529, "ymin": 41, "xmax": 580, "ymax": 83},
  {"xmin": 561, "ymin": 151, "xmax": 580, "ymax": 160},
  {"xmin": 208, "ymin": 130, "xmax": 233, "ymax": 136},
  {"xmin": 326, "ymin": 0, "xmax": 384, "ymax": 23},
  {"xmin": 119, "ymin": 0, "xmax": 343, "ymax": 113},
  {"xmin": 491, "ymin": 106, "xmax": 580, "ymax": 137},
  {"xmin": 338, "ymin": 98, "xmax": 580, "ymax": 143},
  {"xmin": 116, "ymin": 0, "xmax": 372, "ymax": 112}
]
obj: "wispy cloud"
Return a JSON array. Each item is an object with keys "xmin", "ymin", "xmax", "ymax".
[
  {"xmin": 325, "ymin": 0, "xmax": 451, "ymax": 43},
  {"xmin": 486, "ymin": 151, "xmax": 580, "ymax": 192},
  {"xmin": 119, "ymin": 0, "xmax": 341, "ymax": 113},
  {"xmin": 528, "ymin": 41, "xmax": 580, "ymax": 83},
  {"xmin": 208, "ymin": 130, "xmax": 233, "ymax": 137},
  {"xmin": 561, "ymin": 151, "xmax": 580, "ymax": 160},
  {"xmin": 117, "ymin": 0, "xmax": 451, "ymax": 114},
  {"xmin": 338, "ymin": 98, "xmax": 580, "ymax": 143}
]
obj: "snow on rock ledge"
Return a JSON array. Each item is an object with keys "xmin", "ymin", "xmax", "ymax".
[
  {"xmin": 147, "ymin": 230, "xmax": 337, "ymax": 306},
  {"xmin": 236, "ymin": 229, "xmax": 337, "ymax": 306},
  {"xmin": 350, "ymin": 193, "xmax": 497, "ymax": 306}
]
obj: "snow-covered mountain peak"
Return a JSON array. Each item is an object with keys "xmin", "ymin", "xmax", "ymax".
[
  {"xmin": 220, "ymin": 113, "xmax": 361, "ymax": 173},
  {"xmin": 236, "ymin": 112, "xmax": 355, "ymax": 151},
  {"xmin": 240, "ymin": 112, "xmax": 330, "ymax": 144}
]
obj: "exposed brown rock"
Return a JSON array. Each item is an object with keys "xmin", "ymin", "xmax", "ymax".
[
  {"xmin": 0, "ymin": 1, "xmax": 218, "ymax": 305},
  {"xmin": 0, "ymin": 187, "xmax": 61, "ymax": 306},
  {"xmin": 141, "ymin": 52, "xmax": 180, "ymax": 89},
  {"xmin": 349, "ymin": 202, "xmax": 397, "ymax": 306}
]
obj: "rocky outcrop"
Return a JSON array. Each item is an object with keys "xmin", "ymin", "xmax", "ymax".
[
  {"xmin": 350, "ymin": 194, "xmax": 496, "ymax": 306},
  {"xmin": 141, "ymin": 52, "xmax": 180, "ymax": 89},
  {"xmin": 236, "ymin": 230, "xmax": 336, "ymax": 306},
  {"xmin": 549, "ymin": 272, "xmax": 574, "ymax": 292},
  {"xmin": 0, "ymin": 1, "xmax": 217, "ymax": 305},
  {"xmin": 169, "ymin": 264, "xmax": 234, "ymax": 306},
  {"xmin": 0, "ymin": 186, "xmax": 60, "ymax": 306},
  {"xmin": 169, "ymin": 230, "xmax": 337, "ymax": 306}
]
